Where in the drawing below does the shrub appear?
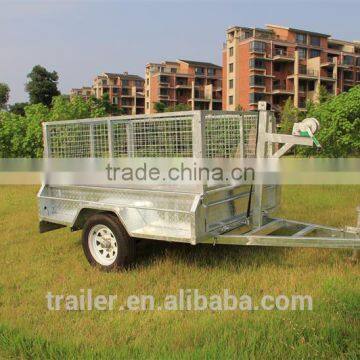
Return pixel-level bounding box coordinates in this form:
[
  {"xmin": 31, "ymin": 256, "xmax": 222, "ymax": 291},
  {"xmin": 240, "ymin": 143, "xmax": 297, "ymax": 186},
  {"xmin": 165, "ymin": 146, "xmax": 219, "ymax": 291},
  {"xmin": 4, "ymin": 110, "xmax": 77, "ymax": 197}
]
[
  {"xmin": 0, "ymin": 95, "xmax": 108, "ymax": 158},
  {"xmin": 298, "ymin": 85, "xmax": 360, "ymax": 157}
]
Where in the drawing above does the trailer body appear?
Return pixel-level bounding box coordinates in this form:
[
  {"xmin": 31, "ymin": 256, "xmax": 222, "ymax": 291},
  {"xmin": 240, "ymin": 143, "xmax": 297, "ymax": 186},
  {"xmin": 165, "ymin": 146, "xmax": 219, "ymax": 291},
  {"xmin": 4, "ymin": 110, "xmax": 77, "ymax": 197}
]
[{"xmin": 38, "ymin": 107, "xmax": 360, "ymax": 253}]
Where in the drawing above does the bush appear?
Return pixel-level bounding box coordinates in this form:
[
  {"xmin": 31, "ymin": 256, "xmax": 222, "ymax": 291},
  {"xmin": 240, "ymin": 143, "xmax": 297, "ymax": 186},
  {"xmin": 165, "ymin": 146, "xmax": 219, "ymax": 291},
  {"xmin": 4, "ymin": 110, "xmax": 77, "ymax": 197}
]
[
  {"xmin": 0, "ymin": 95, "xmax": 108, "ymax": 158},
  {"xmin": 164, "ymin": 103, "xmax": 191, "ymax": 112},
  {"xmin": 153, "ymin": 102, "xmax": 166, "ymax": 113},
  {"xmin": 279, "ymin": 97, "xmax": 300, "ymax": 134},
  {"xmin": 298, "ymin": 85, "xmax": 360, "ymax": 157}
]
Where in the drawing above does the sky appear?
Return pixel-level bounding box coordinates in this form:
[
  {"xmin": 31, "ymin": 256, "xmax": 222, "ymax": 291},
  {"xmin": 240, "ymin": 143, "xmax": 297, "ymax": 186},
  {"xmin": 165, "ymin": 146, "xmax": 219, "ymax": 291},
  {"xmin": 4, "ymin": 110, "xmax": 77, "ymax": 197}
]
[{"xmin": 1, "ymin": 0, "xmax": 359, "ymax": 104}]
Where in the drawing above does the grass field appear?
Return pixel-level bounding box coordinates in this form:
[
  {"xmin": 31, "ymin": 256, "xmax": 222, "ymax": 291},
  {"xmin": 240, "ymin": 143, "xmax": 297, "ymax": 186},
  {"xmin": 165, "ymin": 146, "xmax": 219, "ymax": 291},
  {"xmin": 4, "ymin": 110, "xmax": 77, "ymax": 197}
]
[{"xmin": 0, "ymin": 185, "xmax": 359, "ymax": 359}]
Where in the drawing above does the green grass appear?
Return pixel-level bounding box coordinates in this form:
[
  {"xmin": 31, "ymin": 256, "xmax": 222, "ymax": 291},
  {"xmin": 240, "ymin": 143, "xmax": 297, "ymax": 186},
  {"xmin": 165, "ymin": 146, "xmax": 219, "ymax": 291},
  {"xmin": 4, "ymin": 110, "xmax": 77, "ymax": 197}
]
[{"xmin": 0, "ymin": 185, "xmax": 359, "ymax": 359}]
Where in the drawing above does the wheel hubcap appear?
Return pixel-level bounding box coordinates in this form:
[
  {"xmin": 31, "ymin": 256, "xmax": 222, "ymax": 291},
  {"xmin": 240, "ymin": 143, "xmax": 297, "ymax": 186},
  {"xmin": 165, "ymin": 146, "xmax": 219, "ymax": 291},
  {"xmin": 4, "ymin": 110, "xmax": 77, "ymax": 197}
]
[{"xmin": 88, "ymin": 224, "xmax": 118, "ymax": 266}]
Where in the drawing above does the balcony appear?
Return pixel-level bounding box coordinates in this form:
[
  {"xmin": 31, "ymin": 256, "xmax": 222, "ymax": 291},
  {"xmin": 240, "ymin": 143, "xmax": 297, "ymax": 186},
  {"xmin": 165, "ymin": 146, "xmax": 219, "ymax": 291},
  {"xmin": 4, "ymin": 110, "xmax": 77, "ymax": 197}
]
[
  {"xmin": 250, "ymin": 84, "xmax": 266, "ymax": 89},
  {"xmin": 288, "ymin": 68, "xmax": 319, "ymax": 80},
  {"xmin": 249, "ymin": 42, "xmax": 266, "ymax": 54},
  {"xmin": 321, "ymin": 72, "xmax": 336, "ymax": 82},
  {"xmin": 159, "ymin": 75, "xmax": 170, "ymax": 85},
  {"xmin": 300, "ymin": 68, "xmax": 318, "ymax": 77},
  {"xmin": 321, "ymin": 57, "xmax": 337, "ymax": 67},
  {"xmin": 159, "ymin": 94, "xmax": 170, "ymax": 100},
  {"xmin": 121, "ymin": 90, "xmax": 133, "ymax": 98},
  {"xmin": 175, "ymin": 83, "xmax": 191, "ymax": 89},
  {"xmin": 273, "ymin": 49, "xmax": 294, "ymax": 62},
  {"xmin": 338, "ymin": 60, "xmax": 354, "ymax": 68},
  {"xmin": 272, "ymin": 83, "xmax": 294, "ymax": 95},
  {"xmin": 162, "ymin": 68, "xmax": 177, "ymax": 74},
  {"xmin": 159, "ymin": 82, "xmax": 170, "ymax": 87},
  {"xmin": 343, "ymin": 76, "xmax": 354, "ymax": 83},
  {"xmin": 194, "ymin": 69, "xmax": 205, "ymax": 77}
]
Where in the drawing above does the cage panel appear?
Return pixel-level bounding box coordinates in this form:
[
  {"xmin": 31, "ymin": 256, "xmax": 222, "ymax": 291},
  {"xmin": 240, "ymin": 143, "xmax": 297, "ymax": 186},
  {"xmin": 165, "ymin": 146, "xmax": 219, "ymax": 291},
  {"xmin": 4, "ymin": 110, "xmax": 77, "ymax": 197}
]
[{"xmin": 44, "ymin": 111, "xmax": 258, "ymax": 159}]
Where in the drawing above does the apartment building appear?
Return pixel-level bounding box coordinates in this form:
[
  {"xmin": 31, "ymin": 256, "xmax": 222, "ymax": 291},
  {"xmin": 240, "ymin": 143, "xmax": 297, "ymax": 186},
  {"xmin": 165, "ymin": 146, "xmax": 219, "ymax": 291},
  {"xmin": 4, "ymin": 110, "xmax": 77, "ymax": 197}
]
[
  {"xmin": 92, "ymin": 72, "xmax": 145, "ymax": 115},
  {"xmin": 222, "ymin": 24, "xmax": 360, "ymax": 112},
  {"xmin": 145, "ymin": 59, "xmax": 222, "ymax": 113},
  {"xmin": 69, "ymin": 86, "xmax": 92, "ymax": 101}
]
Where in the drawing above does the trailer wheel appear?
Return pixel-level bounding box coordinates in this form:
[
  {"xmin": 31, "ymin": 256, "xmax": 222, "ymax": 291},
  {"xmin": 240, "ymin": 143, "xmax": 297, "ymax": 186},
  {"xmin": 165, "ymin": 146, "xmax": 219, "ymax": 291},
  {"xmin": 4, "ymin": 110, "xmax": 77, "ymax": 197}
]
[{"xmin": 82, "ymin": 213, "xmax": 135, "ymax": 270}]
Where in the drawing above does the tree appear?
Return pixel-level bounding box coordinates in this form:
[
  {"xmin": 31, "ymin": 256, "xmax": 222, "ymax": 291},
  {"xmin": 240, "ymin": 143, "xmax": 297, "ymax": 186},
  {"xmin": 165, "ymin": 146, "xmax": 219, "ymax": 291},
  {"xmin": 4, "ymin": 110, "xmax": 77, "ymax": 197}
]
[
  {"xmin": 99, "ymin": 93, "xmax": 123, "ymax": 115},
  {"xmin": 298, "ymin": 85, "xmax": 360, "ymax": 157},
  {"xmin": 279, "ymin": 97, "xmax": 300, "ymax": 134},
  {"xmin": 317, "ymin": 84, "xmax": 332, "ymax": 104},
  {"xmin": 164, "ymin": 103, "xmax": 191, "ymax": 112},
  {"xmin": 9, "ymin": 102, "xmax": 28, "ymax": 116},
  {"xmin": 0, "ymin": 95, "xmax": 108, "ymax": 158},
  {"xmin": 153, "ymin": 102, "xmax": 166, "ymax": 113},
  {"xmin": 0, "ymin": 83, "xmax": 10, "ymax": 109},
  {"xmin": 25, "ymin": 65, "xmax": 60, "ymax": 106}
]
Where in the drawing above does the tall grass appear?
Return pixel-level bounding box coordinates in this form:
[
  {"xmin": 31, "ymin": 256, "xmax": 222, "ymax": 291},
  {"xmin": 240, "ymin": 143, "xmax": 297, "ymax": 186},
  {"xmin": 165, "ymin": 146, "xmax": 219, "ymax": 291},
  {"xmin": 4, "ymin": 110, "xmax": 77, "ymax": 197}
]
[{"xmin": 0, "ymin": 185, "xmax": 359, "ymax": 358}]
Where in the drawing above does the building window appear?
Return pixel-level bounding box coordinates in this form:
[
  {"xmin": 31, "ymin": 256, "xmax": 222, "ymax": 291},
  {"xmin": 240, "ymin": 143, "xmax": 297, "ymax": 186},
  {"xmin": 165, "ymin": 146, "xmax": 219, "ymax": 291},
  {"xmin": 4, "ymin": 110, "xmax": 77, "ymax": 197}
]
[
  {"xmin": 112, "ymin": 97, "xmax": 118, "ymax": 105},
  {"xmin": 343, "ymin": 55, "xmax": 353, "ymax": 65},
  {"xmin": 195, "ymin": 78, "xmax": 204, "ymax": 86},
  {"xmin": 160, "ymin": 76, "xmax": 169, "ymax": 83},
  {"xmin": 250, "ymin": 75, "xmax": 265, "ymax": 86},
  {"xmin": 298, "ymin": 47, "xmax": 307, "ymax": 60},
  {"xmin": 357, "ymin": 57, "xmax": 360, "ymax": 66},
  {"xmin": 112, "ymin": 87, "xmax": 118, "ymax": 93},
  {"xmin": 146, "ymin": 102, "xmax": 149, "ymax": 109},
  {"xmin": 135, "ymin": 80, "xmax": 142, "ymax": 88},
  {"xmin": 308, "ymin": 81, "xmax": 315, "ymax": 91},
  {"xmin": 309, "ymin": 49, "xmax": 321, "ymax": 58},
  {"xmin": 229, "ymin": 79, "xmax": 233, "ymax": 89},
  {"xmin": 229, "ymin": 63, "xmax": 233, "ymax": 73},
  {"xmin": 171, "ymin": 68, "xmax": 177, "ymax": 73},
  {"xmin": 229, "ymin": 47, "xmax": 234, "ymax": 56},
  {"xmin": 249, "ymin": 92, "xmax": 266, "ymax": 103},
  {"xmin": 273, "ymin": 62, "xmax": 282, "ymax": 72},
  {"xmin": 343, "ymin": 71, "xmax": 353, "ymax": 80},
  {"xmin": 208, "ymin": 68, "xmax": 215, "ymax": 76},
  {"xmin": 274, "ymin": 46, "xmax": 287, "ymax": 56},
  {"xmin": 299, "ymin": 80, "xmax": 307, "ymax": 92},
  {"xmin": 249, "ymin": 58, "xmax": 265, "ymax": 69},
  {"xmin": 229, "ymin": 96, "xmax": 233, "ymax": 105},
  {"xmin": 122, "ymin": 80, "xmax": 129, "ymax": 87},
  {"xmin": 310, "ymin": 36, "xmax": 321, "ymax": 46},
  {"xmin": 250, "ymin": 41, "xmax": 266, "ymax": 53},
  {"xmin": 146, "ymin": 90, "xmax": 149, "ymax": 97},
  {"xmin": 147, "ymin": 78, "xmax": 149, "ymax": 85},
  {"xmin": 195, "ymin": 67, "xmax": 204, "ymax": 75},
  {"xmin": 295, "ymin": 33, "xmax": 307, "ymax": 44}
]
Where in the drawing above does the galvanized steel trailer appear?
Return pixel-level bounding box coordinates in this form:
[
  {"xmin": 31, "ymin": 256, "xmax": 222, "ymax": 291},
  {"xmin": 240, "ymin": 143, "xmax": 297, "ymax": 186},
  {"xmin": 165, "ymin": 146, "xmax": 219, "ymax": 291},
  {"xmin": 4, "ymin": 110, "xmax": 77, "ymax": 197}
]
[{"xmin": 38, "ymin": 103, "xmax": 360, "ymax": 269}]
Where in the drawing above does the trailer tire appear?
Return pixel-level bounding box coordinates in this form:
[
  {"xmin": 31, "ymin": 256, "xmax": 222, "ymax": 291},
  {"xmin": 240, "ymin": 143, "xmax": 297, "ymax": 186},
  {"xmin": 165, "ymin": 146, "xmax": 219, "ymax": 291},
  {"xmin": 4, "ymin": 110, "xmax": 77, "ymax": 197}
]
[{"xmin": 82, "ymin": 213, "xmax": 135, "ymax": 270}]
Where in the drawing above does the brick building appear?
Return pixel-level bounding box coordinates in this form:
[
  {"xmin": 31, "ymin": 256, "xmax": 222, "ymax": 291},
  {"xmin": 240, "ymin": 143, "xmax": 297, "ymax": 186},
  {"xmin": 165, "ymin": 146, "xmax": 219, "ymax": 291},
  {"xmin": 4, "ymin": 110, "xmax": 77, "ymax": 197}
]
[
  {"xmin": 145, "ymin": 59, "xmax": 222, "ymax": 113},
  {"xmin": 69, "ymin": 87, "xmax": 92, "ymax": 101},
  {"xmin": 92, "ymin": 72, "xmax": 145, "ymax": 115},
  {"xmin": 222, "ymin": 24, "xmax": 360, "ymax": 112}
]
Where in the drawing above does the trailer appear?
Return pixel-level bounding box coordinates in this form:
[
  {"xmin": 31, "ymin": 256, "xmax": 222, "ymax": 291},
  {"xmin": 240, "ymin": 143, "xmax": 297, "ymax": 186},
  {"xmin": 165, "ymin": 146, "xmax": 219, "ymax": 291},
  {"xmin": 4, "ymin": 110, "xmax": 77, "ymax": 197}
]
[{"xmin": 38, "ymin": 102, "xmax": 360, "ymax": 270}]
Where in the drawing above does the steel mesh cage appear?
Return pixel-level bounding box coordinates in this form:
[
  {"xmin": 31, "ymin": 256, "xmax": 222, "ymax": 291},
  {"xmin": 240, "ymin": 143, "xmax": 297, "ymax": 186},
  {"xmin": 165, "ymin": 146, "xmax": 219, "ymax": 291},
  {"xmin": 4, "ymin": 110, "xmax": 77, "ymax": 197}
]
[
  {"xmin": 129, "ymin": 116, "xmax": 193, "ymax": 157},
  {"xmin": 204, "ymin": 113, "xmax": 258, "ymax": 158},
  {"xmin": 44, "ymin": 111, "xmax": 259, "ymax": 159}
]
